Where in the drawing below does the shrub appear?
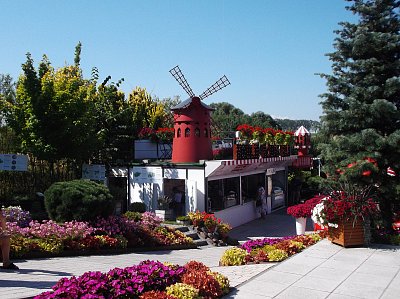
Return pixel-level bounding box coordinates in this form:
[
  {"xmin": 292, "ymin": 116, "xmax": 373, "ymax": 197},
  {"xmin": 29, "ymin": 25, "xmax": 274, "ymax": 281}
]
[
  {"xmin": 219, "ymin": 247, "xmax": 247, "ymax": 266},
  {"xmin": 209, "ymin": 272, "xmax": 230, "ymax": 295},
  {"xmin": 10, "ymin": 235, "xmax": 31, "ymax": 258},
  {"xmin": 273, "ymin": 240, "xmax": 303, "ymax": 256},
  {"xmin": 268, "ymin": 249, "xmax": 289, "ymax": 261},
  {"xmin": 34, "ymin": 237, "xmax": 64, "ymax": 254},
  {"xmin": 182, "ymin": 270, "xmax": 223, "ymax": 298},
  {"xmin": 140, "ymin": 211, "xmax": 162, "ymax": 229},
  {"xmin": 166, "ymin": 283, "xmax": 201, "ymax": 299},
  {"xmin": 184, "ymin": 261, "xmax": 210, "ymax": 273},
  {"xmin": 176, "ymin": 215, "xmax": 190, "ymax": 222},
  {"xmin": 129, "ymin": 202, "xmax": 146, "ymax": 213},
  {"xmin": 44, "ymin": 179, "xmax": 115, "ymax": 222},
  {"xmin": 124, "ymin": 211, "xmax": 142, "ymax": 221},
  {"xmin": 140, "ymin": 290, "xmax": 177, "ymax": 299}
]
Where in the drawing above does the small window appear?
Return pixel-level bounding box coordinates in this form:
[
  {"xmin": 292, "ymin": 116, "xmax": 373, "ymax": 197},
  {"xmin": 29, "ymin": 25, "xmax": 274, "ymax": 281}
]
[
  {"xmin": 185, "ymin": 128, "xmax": 190, "ymax": 137},
  {"xmin": 177, "ymin": 128, "xmax": 181, "ymax": 137},
  {"xmin": 204, "ymin": 128, "xmax": 208, "ymax": 137},
  {"xmin": 195, "ymin": 128, "xmax": 200, "ymax": 137}
]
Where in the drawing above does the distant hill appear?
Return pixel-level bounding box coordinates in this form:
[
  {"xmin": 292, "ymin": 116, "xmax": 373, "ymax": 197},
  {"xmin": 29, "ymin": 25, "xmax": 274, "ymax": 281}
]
[{"xmin": 274, "ymin": 119, "xmax": 320, "ymax": 132}]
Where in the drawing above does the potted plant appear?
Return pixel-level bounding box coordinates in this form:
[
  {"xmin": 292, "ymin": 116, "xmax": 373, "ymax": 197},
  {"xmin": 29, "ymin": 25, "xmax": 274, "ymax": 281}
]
[
  {"xmin": 312, "ymin": 183, "xmax": 378, "ymax": 247},
  {"xmin": 156, "ymin": 127, "xmax": 174, "ymax": 143},
  {"xmin": 138, "ymin": 127, "xmax": 158, "ymax": 142},
  {"xmin": 236, "ymin": 124, "xmax": 254, "ymax": 144},
  {"xmin": 287, "ymin": 203, "xmax": 312, "ymax": 235}
]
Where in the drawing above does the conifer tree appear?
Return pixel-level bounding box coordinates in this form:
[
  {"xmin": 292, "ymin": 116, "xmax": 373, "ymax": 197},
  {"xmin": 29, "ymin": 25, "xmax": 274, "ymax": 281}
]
[{"xmin": 318, "ymin": 0, "xmax": 400, "ymax": 224}]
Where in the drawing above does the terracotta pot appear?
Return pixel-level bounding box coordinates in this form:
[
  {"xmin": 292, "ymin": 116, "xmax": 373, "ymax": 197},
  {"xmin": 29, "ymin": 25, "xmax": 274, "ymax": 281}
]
[{"xmin": 328, "ymin": 218, "xmax": 365, "ymax": 247}]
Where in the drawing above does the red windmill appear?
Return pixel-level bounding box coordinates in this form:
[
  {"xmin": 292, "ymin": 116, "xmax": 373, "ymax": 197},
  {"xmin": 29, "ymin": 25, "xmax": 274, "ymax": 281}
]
[{"xmin": 169, "ymin": 66, "xmax": 230, "ymax": 163}]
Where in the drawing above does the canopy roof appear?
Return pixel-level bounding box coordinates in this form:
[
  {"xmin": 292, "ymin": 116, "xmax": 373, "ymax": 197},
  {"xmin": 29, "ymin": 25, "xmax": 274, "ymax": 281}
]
[{"xmin": 294, "ymin": 126, "xmax": 309, "ymax": 136}]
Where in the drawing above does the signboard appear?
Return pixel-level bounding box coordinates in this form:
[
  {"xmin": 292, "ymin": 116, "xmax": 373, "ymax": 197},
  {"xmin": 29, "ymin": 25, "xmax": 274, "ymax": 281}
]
[
  {"xmin": 0, "ymin": 154, "xmax": 28, "ymax": 171},
  {"xmin": 82, "ymin": 164, "xmax": 106, "ymax": 181},
  {"xmin": 131, "ymin": 166, "xmax": 162, "ymax": 183}
]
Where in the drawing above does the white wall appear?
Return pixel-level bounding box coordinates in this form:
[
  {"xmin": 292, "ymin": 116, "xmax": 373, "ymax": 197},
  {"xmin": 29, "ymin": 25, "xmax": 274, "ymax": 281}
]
[
  {"xmin": 128, "ymin": 166, "xmax": 163, "ymax": 211},
  {"xmin": 214, "ymin": 201, "xmax": 259, "ymax": 228},
  {"xmin": 187, "ymin": 168, "xmax": 206, "ymax": 212}
]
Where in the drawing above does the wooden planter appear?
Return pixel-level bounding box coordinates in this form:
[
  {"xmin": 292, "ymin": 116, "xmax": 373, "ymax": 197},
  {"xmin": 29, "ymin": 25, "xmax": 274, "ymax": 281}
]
[{"xmin": 328, "ymin": 218, "xmax": 365, "ymax": 247}]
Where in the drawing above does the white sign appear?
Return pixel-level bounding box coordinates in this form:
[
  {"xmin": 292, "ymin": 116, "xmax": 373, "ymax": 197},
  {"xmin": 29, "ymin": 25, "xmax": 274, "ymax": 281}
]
[
  {"xmin": 131, "ymin": 167, "xmax": 162, "ymax": 183},
  {"xmin": 82, "ymin": 164, "xmax": 106, "ymax": 181},
  {"xmin": 0, "ymin": 154, "xmax": 28, "ymax": 171}
]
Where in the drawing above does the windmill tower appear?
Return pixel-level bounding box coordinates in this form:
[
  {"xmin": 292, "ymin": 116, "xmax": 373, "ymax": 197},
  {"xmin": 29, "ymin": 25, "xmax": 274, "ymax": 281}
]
[{"xmin": 169, "ymin": 66, "xmax": 230, "ymax": 163}]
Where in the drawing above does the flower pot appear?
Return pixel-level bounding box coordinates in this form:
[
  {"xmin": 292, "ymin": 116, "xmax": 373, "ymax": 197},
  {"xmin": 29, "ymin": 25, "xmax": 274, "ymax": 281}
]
[
  {"xmin": 295, "ymin": 217, "xmax": 307, "ymax": 235},
  {"xmin": 328, "ymin": 218, "xmax": 365, "ymax": 247}
]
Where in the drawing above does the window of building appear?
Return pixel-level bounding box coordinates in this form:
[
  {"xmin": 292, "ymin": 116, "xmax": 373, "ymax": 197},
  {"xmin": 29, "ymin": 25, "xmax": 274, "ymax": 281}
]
[
  {"xmin": 204, "ymin": 128, "xmax": 208, "ymax": 137},
  {"xmin": 241, "ymin": 173, "xmax": 265, "ymax": 203},
  {"xmin": 185, "ymin": 128, "xmax": 190, "ymax": 137},
  {"xmin": 195, "ymin": 127, "xmax": 200, "ymax": 137},
  {"xmin": 208, "ymin": 177, "xmax": 240, "ymax": 212},
  {"xmin": 177, "ymin": 128, "xmax": 181, "ymax": 138}
]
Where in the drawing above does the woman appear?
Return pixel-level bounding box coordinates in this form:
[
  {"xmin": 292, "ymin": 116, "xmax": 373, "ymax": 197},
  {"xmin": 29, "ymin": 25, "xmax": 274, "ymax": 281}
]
[
  {"xmin": 257, "ymin": 184, "xmax": 267, "ymax": 219},
  {"xmin": 0, "ymin": 209, "xmax": 19, "ymax": 270}
]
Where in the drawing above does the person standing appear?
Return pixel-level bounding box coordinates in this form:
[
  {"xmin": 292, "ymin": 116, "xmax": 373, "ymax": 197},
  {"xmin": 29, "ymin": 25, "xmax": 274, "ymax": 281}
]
[
  {"xmin": 257, "ymin": 184, "xmax": 267, "ymax": 219},
  {"xmin": 0, "ymin": 209, "xmax": 19, "ymax": 270},
  {"xmin": 172, "ymin": 187, "xmax": 184, "ymax": 217}
]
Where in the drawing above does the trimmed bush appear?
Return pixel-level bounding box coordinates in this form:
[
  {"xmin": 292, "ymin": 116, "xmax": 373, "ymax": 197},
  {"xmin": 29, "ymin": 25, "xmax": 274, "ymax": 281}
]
[
  {"xmin": 44, "ymin": 179, "xmax": 115, "ymax": 222},
  {"xmin": 129, "ymin": 202, "xmax": 146, "ymax": 213}
]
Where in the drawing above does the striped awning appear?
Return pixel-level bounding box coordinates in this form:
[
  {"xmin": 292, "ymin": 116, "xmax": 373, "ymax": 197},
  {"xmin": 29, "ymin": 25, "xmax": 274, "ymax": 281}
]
[
  {"xmin": 206, "ymin": 156, "xmax": 297, "ymax": 178},
  {"xmin": 294, "ymin": 126, "xmax": 309, "ymax": 136}
]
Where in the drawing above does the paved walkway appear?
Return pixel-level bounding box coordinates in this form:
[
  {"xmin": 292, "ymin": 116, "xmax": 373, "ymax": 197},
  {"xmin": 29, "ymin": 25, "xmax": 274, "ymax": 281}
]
[{"xmin": 0, "ymin": 210, "xmax": 399, "ymax": 299}]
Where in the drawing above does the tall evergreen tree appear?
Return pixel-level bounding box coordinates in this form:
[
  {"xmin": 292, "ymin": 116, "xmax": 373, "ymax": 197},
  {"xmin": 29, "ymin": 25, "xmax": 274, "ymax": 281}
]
[{"xmin": 318, "ymin": 0, "xmax": 400, "ymax": 224}]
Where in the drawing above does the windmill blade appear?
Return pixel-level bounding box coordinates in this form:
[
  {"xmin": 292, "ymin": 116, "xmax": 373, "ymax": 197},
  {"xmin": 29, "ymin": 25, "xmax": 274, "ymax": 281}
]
[
  {"xmin": 199, "ymin": 75, "xmax": 230, "ymax": 100},
  {"xmin": 169, "ymin": 65, "xmax": 195, "ymax": 98}
]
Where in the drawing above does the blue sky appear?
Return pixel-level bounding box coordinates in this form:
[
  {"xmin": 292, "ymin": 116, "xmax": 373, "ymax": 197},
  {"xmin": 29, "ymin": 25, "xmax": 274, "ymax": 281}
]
[{"xmin": 1, "ymin": 0, "xmax": 356, "ymax": 121}]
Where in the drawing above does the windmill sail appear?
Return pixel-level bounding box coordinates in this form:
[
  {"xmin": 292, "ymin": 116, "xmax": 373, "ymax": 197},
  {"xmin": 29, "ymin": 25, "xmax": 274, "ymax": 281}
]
[
  {"xmin": 169, "ymin": 65, "xmax": 195, "ymax": 98},
  {"xmin": 199, "ymin": 75, "xmax": 230, "ymax": 100}
]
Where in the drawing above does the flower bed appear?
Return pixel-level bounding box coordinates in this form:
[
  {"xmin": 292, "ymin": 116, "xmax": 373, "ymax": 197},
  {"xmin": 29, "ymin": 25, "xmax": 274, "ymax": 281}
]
[
  {"xmin": 34, "ymin": 260, "xmax": 229, "ymax": 299},
  {"xmin": 5, "ymin": 209, "xmax": 193, "ymax": 259},
  {"xmin": 219, "ymin": 232, "xmax": 325, "ymax": 266}
]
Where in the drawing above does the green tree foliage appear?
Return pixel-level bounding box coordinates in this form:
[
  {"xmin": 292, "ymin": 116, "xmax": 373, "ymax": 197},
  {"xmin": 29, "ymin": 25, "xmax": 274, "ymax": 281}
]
[
  {"xmin": 0, "ymin": 74, "xmax": 16, "ymax": 120},
  {"xmin": 3, "ymin": 45, "xmax": 100, "ymax": 162},
  {"xmin": 0, "ymin": 74, "xmax": 18, "ymax": 152},
  {"xmin": 44, "ymin": 179, "xmax": 114, "ymax": 222},
  {"xmin": 209, "ymin": 102, "xmax": 251, "ymax": 136},
  {"xmin": 128, "ymin": 87, "xmax": 168, "ymax": 137},
  {"xmin": 248, "ymin": 111, "xmax": 280, "ymax": 129},
  {"xmin": 90, "ymin": 74, "xmax": 132, "ymax": 163},
  {"xmin": 155, "ymin": 96, "xmax": 180, "ymax": 128},
  {"xmin": 318, "ymin": 0, "xmax": 400, "ymax": 223},
  {"xmin": 275, "ymin": 119, "xmax": 320, "ymax": 132}
]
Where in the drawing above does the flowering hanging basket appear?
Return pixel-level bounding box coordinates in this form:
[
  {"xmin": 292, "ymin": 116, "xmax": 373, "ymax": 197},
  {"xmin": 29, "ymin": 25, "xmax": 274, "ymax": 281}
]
[{"xmin": 328, "ymin": 217, "xmax": 365, "ymax": 247}]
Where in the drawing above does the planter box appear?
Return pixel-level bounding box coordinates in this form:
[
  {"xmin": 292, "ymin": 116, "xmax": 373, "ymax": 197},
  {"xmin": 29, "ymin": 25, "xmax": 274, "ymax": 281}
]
[
  {"xmin": 155, "ymin": 209, "xmax": 174, "ymax": 221},
  {"xmin": 328, "ymin": 218, "xmax": 365, "ymax": 247}
]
